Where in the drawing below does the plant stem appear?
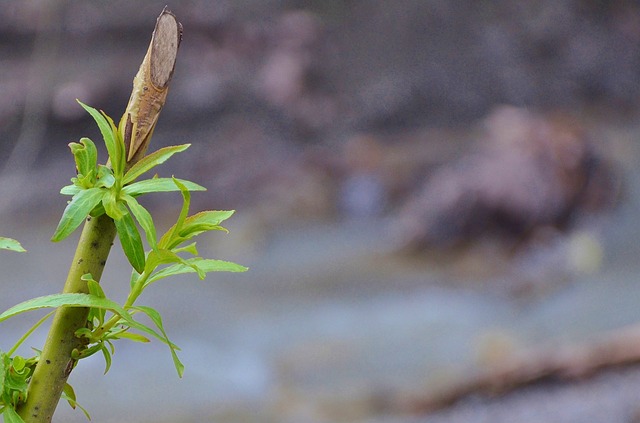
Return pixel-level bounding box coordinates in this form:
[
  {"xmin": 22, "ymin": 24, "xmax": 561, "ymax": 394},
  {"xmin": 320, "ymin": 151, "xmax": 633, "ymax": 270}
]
[
  {"xmin": 90, "ymin": 271, "xmax": 152, "ymax": 340},
  {"xmin": 15, "ymin": 9, "xmax": 181, "ymax": 422},
  {"xmin": 16, "ymin": 214, "xmax": 116, "ymax": 422}
]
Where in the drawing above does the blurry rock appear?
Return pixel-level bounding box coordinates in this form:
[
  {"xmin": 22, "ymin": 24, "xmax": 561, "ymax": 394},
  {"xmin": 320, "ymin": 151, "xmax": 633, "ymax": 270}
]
[{"xmin": 393, "ymin": 105, "xmax": 621, "ymax": 252}]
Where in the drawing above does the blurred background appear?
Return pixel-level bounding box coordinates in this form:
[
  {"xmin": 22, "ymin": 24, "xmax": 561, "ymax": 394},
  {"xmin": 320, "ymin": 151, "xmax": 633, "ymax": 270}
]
[{"xmin": 2, "ymin": 1, "xmax": 640, "ymax": 422}]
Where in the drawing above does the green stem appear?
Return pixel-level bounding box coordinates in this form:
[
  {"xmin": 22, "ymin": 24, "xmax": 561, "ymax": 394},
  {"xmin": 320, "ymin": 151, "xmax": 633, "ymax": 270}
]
[
  {"xmin": 16, "ymin": 214, "xmax": 116, "ymax": 423},
  {"xmin": 90, "ymin": 270, "xmax": 151, "ymax": 340},
  {"xmin": 7, "ymin": 311, "xmax": 55, "ymax": 357}
]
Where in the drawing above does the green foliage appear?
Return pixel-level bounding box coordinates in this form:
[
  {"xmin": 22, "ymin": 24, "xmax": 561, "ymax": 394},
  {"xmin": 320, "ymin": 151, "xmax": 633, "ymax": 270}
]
[
  {"xmin": 0, "ymin": 312, "xmax": 54, "ymax": 422},
  {"xmin": 0, "ymin": 238, "xmax": 25, "ymax": 253},
  {"xmin": 0, "ymin": 100, "xmax": 247, "ymax": 418},
  {"xmin": 0, "ymin": 351, "xmax": 38, "ymax": 423},
  {"xmin": 52, "ymin": 100, "xmax": 203, "ymax": 271}
]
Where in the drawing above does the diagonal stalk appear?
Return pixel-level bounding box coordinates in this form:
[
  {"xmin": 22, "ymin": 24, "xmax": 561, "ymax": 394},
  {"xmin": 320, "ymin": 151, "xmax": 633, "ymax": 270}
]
[
  {"xmin": 16, "ymin": 8, "xmax": 181, "ymax": 422},
  {"xmin": 16, "ymin": 214, "xmax": 116, "ymax": 422}
]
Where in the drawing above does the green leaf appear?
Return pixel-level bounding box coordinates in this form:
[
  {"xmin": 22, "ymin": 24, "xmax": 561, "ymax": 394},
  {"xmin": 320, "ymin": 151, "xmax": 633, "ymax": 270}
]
[
  {"xmin": 113, "ymin": 331, "xmax": 150, "ymax": 343},
  {"xmin": 89, "ymin": 201, "xmax": 106, "ymax": 218},
  {"xmin": 173, "ymin": 178, "xmax": 191, "ymax": 240},
  {"xmin": 62, "ymin": 382, "xmax": 76, "ymax": 407},
  {"xmin": 77, "ymin": 100, "xmax": 121, "ymax": 177},
  {"xmin": 11, "ymin": 356, "xmax": 25, "ymax": 372},
  {"xmin": 84, "ymin": 274, "xmax": 106, "ymax": 324},
  {"xmin": 69, "ymin": 137, "xmax": 98, "ymax": 185},
  {"xmin": 123, "ymin": 144, "xmax": 191, "ymax": 184},
  {"xmin": 0, "ymin": 293, "xmax": 120, "ymax": 323},
  {"xmin": 172, "ymin": 242, "xmax": 198, "ymax": 256},
  {"xmin": 123, "ymin": 195, "xmax": 157, "ymax": 251},
  {"xmin": 131, "ymin": 305, "xmax": 184, "ymax": 377},
  {"xmin": 62, "ymin": 382, "xmax": 91, "ymax": 420},
  {"xmin": 178, "ymin": 210, "xmax": 234, "ymax": 238},
  {"xmin": 51, "ymin": 187, "xmax": 104, "ymax": 242},
  {"xmin": 2, "ymin": 405, "xmax": 25, "ymax": 423},
  {"xmin": 158, "ymin": 178, "xmax": 191, "ymax": 250},
  {"xmin": 143, "ymin": 248, "xmax": 183, "ymax": 276},
  {"xmin": 114, "ymin": 212, "xmax": 146, "ymax": 273},
  {"xmin": 147, "ymin": 258, "xmax": 247, "ymax": 285},
  {"xmin": 95, "ymin": 165, "xmax": 115, "ymax": 189},
  {"xmin": 0, "ymin": 294, "xmax": 173, "ymax": 349},
  {"xmin": 122, "ymin": 178, "xmax": 206, "ymax": 196},
  {"xmin": 145, "ymin": 249, "xmax": 204, "ymax": 282},
  {"xmin": 102, "ymin": 191, "xmax": 126, "ymax": 220},
  {"xmin": 102, "ymin": 110, "xmax": 126, "ymax": 177},
  {"xmin": 100, "ymin": 345, "xmax": 112, "ymax": 374},
  {"xmin": 60, "ymin": 185, "xmax": 82, "ymax": 196},
  {"xmin": 0, "ymin": 238, "xmax": 25, "ymax": 253},
  {"xmin": 83, "ymin": 276, "xmax": 105, "ymax": 298},
  {"xmin": 1, "ymin": 350, "xmax": 7, "ymax": 389}
]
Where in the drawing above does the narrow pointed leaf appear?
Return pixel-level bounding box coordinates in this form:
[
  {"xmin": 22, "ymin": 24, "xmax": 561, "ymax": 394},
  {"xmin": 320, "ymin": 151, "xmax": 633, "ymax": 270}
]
[
  {"xmin": 84, "ymin": 275, "xmax": 106, "ymax": 323},
  {"xmin": 158, "ymin": 178, "xmax": 191, "ymax": 249},
  {"xmin": 174, "ymin": 178, "xmax": 191, "ymax": 239},
  {"xmin": 102, "ymin": 110, "xmax": 126, "ymax": 176},
  {"xmin": 114, "ymin": 332, "xmax": 150, "ymax": 343},
  {"xmin": 123, "ymin": 195, "xmax": 157, "ymax": 251},
  {"xmin": 0, "ymin": 293, "xmax": 173, "ymax": 349},
  {"xmin": 144, "ymin": 248, "xmax": 183, "ymax": 275},
  {"xmin": 131, "ymin": 305, "xmax": 184, "ymax": 377},
  {"xmin": 178, "ymin": 210, "xmax": 234, "ymax": 238},
  {"xmin": 100, "ymin": 345, "xmax": 112, "ymax": 374},
  {"xmin": 122, "ymin": 178, "xmax": 205, "ymax": 196},
  {"xmin": 172, "ymin": 242, "xmax": 198, "ymax": 256},
  {"xmin": 77, "ymin": 100, "xmax": 121, "ymax": 176},
  {"xmin": 0, "ymin": 238, "xmax": 25, "ymax": 253},
  {"xmin": 62, "ymin": 383, "xmax": 91, "ymax": 419},
  {"xmin": 0, "ymin": 293, "xmax": 123, "ymax": 323},
  {"xmin": 123, "ymin": 144, "xmax": 191, "ymax": 184},
  {"xmin": 114, "ymin": 212, "xmax": 146, "ymax": 273},
  {"xmin": 147, "ymin": 258, "xmax": 247, "ymax": 285},
  {"xmin": 51, "ymin": 187, "xmax": 104, "ymax": 242},
  {"xmin": 62, "ymin": 382, "xmax": 77, "ymax": 408}
]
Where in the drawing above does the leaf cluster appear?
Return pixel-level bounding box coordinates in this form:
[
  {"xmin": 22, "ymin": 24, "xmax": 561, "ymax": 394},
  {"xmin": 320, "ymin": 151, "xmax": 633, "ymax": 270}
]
[
  {"xmin": 52, "ymin": 100, "xmax": 205, "ymax": 273},
  {"xmin": 0, "ymin": 312, "xmax": 88, "ymax": 422},
  {"xmin": 0, "ymin": 351, "xmax": 38, "ymax": 422},
  {"xmin": 0, "ymin": 100, "xmax": 247, "ymax": 418}
]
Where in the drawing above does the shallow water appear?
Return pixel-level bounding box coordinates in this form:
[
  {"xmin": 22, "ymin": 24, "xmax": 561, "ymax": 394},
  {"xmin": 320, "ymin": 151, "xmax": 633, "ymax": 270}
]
[{"xmin": 1, "ymin": 203, "xmax": 640, "ymax": 423}]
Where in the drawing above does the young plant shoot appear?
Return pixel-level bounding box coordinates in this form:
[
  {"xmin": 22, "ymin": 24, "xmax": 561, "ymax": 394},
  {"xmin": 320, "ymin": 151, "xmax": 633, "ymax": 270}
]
[{"xmin": 0, "ymin": 8, "xmax": 246, "ymax": 423}]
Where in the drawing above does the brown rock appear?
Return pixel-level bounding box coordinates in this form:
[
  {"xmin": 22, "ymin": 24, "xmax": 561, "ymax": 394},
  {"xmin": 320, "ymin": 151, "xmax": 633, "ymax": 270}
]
[{"xmin": 394, "ymin": 106, "xmax": 620, "ymax": 251}]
